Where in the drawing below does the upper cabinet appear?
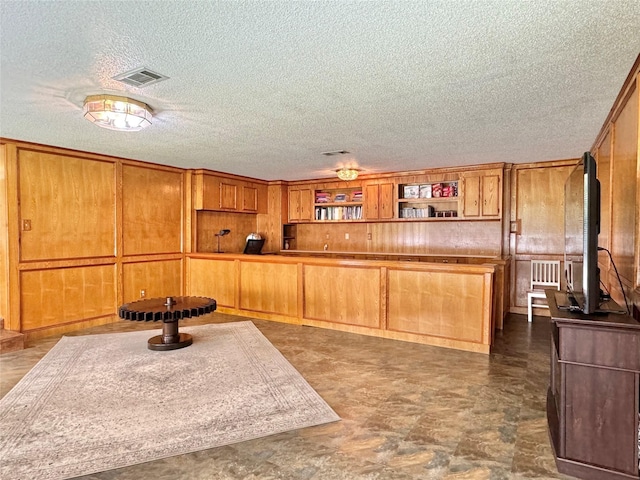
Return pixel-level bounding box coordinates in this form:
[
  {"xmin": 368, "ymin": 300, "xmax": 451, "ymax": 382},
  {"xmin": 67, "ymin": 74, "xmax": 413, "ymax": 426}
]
[
  {"xmin": 396, "ymin": 179, "xmax": 459, "ymax": 219},
  {"xmin": 364, "ymin": 182, "xmax": 394, "ymax": 220},
  {"xmin": 313, "ymin": 186, "xmax": 363, "ymax": 221},
  {"xmin": 194, "ymin": 172, "xmax": 266, "ymax": 213},
  {"xmin": 288, "ymin": 186, "xmax": 313, "ymax": 222},
  {"xmin": 284, "ymin": 166, "xmax": 504, "ymax": 223},
  {"xmin": 460, "ymin": 169, "xmax": 502, "ymax": 219}
]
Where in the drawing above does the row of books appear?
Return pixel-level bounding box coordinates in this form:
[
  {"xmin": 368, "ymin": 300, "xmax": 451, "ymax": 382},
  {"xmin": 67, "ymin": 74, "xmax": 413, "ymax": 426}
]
[
  {"xmin": 315, "ymin": 205, "xmax": 363, "ymax": 220},
  {"xmin": 403, "ymin": 182, "xmax": 458, "ymax": 199},
  {"xmin": 400, "ymin": 207, "xmax": 458, "ymax": 218},
  {"xmin": 315, "ymin": 190, "xmax": 363, "ymax": 203}
]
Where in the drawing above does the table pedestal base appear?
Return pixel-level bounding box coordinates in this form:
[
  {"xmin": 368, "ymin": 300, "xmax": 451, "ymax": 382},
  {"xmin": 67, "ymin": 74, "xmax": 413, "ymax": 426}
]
[
  {"xmin": 148, "ymin": 332, "xmax": 193, "ymax": 351},
  {"xmin": 148, "ymin": 320, "xmax": 192, "ymax": 351}
]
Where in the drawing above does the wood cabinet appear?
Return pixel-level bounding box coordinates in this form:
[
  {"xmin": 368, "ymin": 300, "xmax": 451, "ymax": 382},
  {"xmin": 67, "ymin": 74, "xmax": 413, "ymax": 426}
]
[
  {"xmin": 364, "ymin": 182, "xmax": 394, "ymax": 220},
  {"xmin": 396, "ymin": 180, "xmax": 459, "ymax": 219},
  {"xmin": 313, "ymin": 186, "xmax": 363, "ymax": 221},
  {"xmin": 546, "ymin": 291, "xmax": 640, "ymax": 480},
  {"xmin": 460, "ymin": 170, "xmax": 501, "ymax": 219},
  {"xmin": 194, "ymin": 172, "xmax": 266, "ymax": 213},
  {"xmin": 288, "ymin": 187, "xmax": 312, "ymax": 222}
]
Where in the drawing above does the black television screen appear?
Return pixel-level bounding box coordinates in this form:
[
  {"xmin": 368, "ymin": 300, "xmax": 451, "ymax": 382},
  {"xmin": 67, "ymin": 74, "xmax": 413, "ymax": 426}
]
[{"xmin": 563, "ymin": 152, "xmax": 600, "ymax": 314}]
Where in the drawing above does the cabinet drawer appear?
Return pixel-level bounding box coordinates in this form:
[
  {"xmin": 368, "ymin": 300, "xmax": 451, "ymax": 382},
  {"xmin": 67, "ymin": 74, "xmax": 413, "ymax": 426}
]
[{"xmin": 559, "ymin": 325, "xmax": 640, "ymax": 370}]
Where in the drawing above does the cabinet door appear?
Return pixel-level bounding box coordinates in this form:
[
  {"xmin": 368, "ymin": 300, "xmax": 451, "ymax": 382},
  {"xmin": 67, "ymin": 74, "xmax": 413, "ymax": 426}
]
[
  {"xmin": 298, "ymin": 189, "xmax": 312, "ymax": 221},
  {"xmin": 364, "ymin": 183, "xmax": 394, "ymax": 220},
  {"xmin": 462, "ymin": 176, "xmax": 481, "ymax": 217},
  {"xmin": 564, "ymin": 364, "xmax": 639, "ymax": 474},
  {"xmin": 288, "ymin": 189, "xmax": 300, "ymax": 221},
  {"xmin": 220, "ymin": 182, "xmax": 238, "ymax": 210},
  {"xmin": 242, "ymin": 185, "xmax": 258, "ymax": 212},
  {"xmin": 481, "ymin": 175, "xmax": 500, "ymax": 217},
  {"xmin": 379, "ymin": 183, "xmax": 394, "ymax": 219},
  {"xmin": 364, "ymin": 184, "xmax": 380, "ymax": 219}
]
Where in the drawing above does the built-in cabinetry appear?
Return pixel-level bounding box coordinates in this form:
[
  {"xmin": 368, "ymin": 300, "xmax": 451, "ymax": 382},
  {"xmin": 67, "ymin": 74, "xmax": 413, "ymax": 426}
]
[
  {"xmin": 286, "ymin": 165, "xmax": 504, "ymax": 224},
  {"xmin": 397, "ymin": 180, "xmax": 459, "ymax": 219},
  {"xmin": 313, "ymin": 186, "xmax": 363, "ymax": 221},
  {"xmin": 193, "ymin": 171, "xmax": 267, "ymax": 213},
  {"xmin": 546, "ymin": 291, "xmax": 640, "ymax": 480},
  {"xmin": 282, "ymin": 224, "xmax": 296, "ymax": 250},
  {"xmin": 460, "ymin": 169, "xmax": 501, "ymax": 219},
  {"xmin": 364, "ymin": 182, "xmax": 394, "ymax": 220},
  {"xmin": 288, "ymin": 186, "xmax": 312, "ymax": 222}
]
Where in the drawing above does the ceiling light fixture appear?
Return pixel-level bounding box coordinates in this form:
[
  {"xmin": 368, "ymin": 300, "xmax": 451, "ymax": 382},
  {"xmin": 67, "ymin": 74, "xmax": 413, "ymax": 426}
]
[
  {"xmin": 83, "ymin": 94, "xmax": 153, "ymax": 131},
  {"xmin": 336, "ymin": 167, "xmax": 360, "ymax": 181}
]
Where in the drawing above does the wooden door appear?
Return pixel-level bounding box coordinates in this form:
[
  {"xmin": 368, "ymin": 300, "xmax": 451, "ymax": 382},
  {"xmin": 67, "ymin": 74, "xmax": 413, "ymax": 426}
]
[
  {"xmin": 288, "ymin": 189, "xmax": 300, "ymax": 221},
  {"xmin": 481, "ymin": 175, "xmax": 500, "ymax": 217},
  {"xmin": 379, "ymin": 183, "xmax": 394, "ymax": 219},
  {"xmin": 364, "ymin": 184, "xmax": 380, "ymax": 219},
  {"xmin": 462, "ymin": 175, "xmax": 480, "ymax": 217},
  {"xmin": 220, "ymin": 182, "xmax": 238, "ymax": 210},
  {"xmin": 299, "ymin": 189, "xmax": 312, "ymax": 221},
  {"xmin": 242, "ymin": 185, "xmax": 258, "ymax": 212}
]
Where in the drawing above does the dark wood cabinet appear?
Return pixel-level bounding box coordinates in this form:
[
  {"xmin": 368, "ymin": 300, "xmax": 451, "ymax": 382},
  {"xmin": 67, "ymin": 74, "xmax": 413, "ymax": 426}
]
[{"xmin": 546, "ymin": 291, "xmax": 640, "ymax": 480}]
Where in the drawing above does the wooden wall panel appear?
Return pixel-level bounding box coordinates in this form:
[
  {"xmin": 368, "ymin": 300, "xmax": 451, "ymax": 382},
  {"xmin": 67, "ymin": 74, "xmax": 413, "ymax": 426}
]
[
  {"xmin": 303, "ymin": 264, "xmax": 380, "ymax": 328},
  {"xmin": 20, "ymin": 265, "xmax": 116, "ymax": 331},
  {"xmin": 610, "ymin": 86, "xmax": 638, "ymax": 285},
  {"xmin": 0, "ymin": 144, "xmax": 9, "ymax": 326},
  {"xmin": 387, "ymin": 269, "xmax": 487, "ymax": 343},
  {"xmin": 294, "ymin": 221, "xmax": 501, "ymax": 255},
  {"xmin": 18, "ymin": 150, "xmax": 115, "ymax": 261},
  {"xmin": 196, "ymin": 211, "xmax": 258, "ymax": 253},
  {"xmin": 256, "ymin": 183, "xmax": 286, "ymax": 253},
  {"xmin": 515, "ymin": 165, "xmax": 573, "ymax": 256},
  {"xmin": 122, "ymin": 259, "xmax": 182, "ymax": 304},
  {"xmin": 187, "ymin": 258, "xmax": 236, "ymax": 308},
  {"xmin": 239, "ymin": 261, "xmax": 298, "ymax": 316},
  {"xmin": 122, "ymin": 165, "xmax": 183, "ymax": 256}
]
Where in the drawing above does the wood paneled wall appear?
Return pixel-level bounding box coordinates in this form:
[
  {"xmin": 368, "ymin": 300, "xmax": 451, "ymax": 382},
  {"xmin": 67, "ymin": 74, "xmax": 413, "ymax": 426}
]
[
  {"xmin": 1, "ymin": 140, "xmax": 186, "ymax": 337},
  {"xmin": 509, "ymin": 161, "xmax": 576, "ymax": 312},
  {"xmin": 122, "ymin": 259, "xmax": 182, "ymax": 304},
  {"xmin": 593, "ymin": 58, "xmax": 640, "ymax": 313},
  {"xmin": 295, "ymin": 220, "xmax": 502, "ymax": 255},
  {"xmin": 0, "ymin": 145, "xmax": 9, "ymax": 325},
  {"xmin": 18, "ymin": 150, "xmax": 116, "ymax": 261},
  {"xmin": 195, "ymin": 211, "xmax": 258, "ymax": 253},
  {"xmin": 122, "ymin": 165, "xmax": 183, "ymax": 256}
]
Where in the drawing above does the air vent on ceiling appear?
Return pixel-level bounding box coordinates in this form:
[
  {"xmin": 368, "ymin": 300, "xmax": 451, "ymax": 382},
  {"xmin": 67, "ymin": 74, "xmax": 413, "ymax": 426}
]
[
  {"xmin": 112, "ymin": 67, "xmax": 169, "ymax": 88},
  {"xmin": 321, "ymin": 150, "xmax": 350, "ymax": 156}
]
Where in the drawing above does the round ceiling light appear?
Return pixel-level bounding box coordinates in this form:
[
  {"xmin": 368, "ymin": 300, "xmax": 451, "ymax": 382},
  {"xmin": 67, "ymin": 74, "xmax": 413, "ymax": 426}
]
[
  {"xmin": 336, "ymin": 167, "xmax": 360, "ymax": 181},
  {"xmin": 83, "ymin": 94, "xmax": 153, "ymax": 131}
]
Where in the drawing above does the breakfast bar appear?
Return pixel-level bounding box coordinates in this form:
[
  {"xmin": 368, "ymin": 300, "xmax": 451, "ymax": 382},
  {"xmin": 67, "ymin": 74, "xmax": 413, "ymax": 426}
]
[{"xmin": 186, "ymin": 252, "xmax": 499, "ymax": 354}]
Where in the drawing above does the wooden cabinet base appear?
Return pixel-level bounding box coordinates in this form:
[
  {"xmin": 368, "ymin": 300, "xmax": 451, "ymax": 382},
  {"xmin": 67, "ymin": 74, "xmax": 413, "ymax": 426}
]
[
  {"xmin": 545, "ymin": 290, "xmax": 640, "ymax": 480},
  {"xmin": 187, "ymin": 253, "xmax": 496, "ymax": 354}
]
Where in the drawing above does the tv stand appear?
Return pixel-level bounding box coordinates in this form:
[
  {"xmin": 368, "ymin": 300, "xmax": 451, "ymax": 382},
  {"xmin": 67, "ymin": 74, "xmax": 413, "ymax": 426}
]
[{"xmin": 545, "ymin": 290, "xmax": 640, "ymax": 480}]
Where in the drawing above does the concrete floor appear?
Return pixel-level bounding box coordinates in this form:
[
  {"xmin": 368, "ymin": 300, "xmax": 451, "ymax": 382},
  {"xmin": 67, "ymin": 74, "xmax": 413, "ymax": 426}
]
[{"xmin": 0, "ymin": 313, "xmax": 572, "ymax": 479}]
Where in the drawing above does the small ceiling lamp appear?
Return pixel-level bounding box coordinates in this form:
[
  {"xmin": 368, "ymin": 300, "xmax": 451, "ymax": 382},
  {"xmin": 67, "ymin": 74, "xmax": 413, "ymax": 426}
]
[
  {"xmin": 336, "ymin": 167, "xmax": 360, "ymax": 181},
  {"xmin": 83, "ymin": 94, "xmax": 153, "ymax": 131}
]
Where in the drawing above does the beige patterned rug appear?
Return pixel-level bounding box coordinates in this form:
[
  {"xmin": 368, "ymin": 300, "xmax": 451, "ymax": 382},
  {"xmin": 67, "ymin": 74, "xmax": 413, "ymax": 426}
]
[{"xmin": 0, "ymin": 321, "xmax": 339, "ymax": 480}]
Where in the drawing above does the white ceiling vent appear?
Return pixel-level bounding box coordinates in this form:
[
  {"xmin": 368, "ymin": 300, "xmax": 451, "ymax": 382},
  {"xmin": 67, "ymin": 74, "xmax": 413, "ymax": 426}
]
[{"xmin": 113, "ymin": 67, "xmax": 169, "ymax": 88}]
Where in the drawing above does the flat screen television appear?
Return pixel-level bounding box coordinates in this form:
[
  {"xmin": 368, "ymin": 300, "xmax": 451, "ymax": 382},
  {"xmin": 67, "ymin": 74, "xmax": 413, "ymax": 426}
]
[{"xmin": 563, "ymin": 152, "xmax": 601, "ymax": 314}]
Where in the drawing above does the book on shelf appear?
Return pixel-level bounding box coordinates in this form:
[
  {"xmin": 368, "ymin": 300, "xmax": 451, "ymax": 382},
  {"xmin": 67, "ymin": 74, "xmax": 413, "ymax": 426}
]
[
  {"xmin": 333, "ymin": 193, "xmax": 348, "ymax": 202},
  {"xmin": 315, "ymin": 205, "xmax": 362, "ymax": 221},
  {"xmin": 403, "ymin": 185, "xmax": 419, "ymax": 199},
  {"xmin": 315, "ymin": 192, "xmax": 331, "ymax": 203}
]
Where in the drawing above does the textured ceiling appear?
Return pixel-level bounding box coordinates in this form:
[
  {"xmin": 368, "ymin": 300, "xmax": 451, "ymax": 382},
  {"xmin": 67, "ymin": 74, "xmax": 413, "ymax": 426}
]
[{"xmin": 1, "ymin": 1, "xmax": 639, "ymax": 181}]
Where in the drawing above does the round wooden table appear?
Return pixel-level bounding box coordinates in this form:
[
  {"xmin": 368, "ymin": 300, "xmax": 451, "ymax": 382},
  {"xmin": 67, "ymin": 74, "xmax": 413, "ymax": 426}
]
[{"xmin": 118, "ymin": 296, "xmax": 217, "ymax": 351}]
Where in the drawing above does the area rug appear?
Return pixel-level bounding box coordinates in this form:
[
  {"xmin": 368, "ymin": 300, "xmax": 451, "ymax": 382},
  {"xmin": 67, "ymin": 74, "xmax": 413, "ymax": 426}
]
[{"xmin": 0, "ymin": 321, "xmax": 339, "ymax": 480}]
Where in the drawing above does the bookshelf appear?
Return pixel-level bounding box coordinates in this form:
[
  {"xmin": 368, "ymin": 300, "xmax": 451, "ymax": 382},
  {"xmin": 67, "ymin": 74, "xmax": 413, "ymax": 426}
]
[
  {"xmin": 397, "ymin": 180, "xmax": 459, "ymax": 219},
  {"xmin": 314, "ymin": 187, "xmax": 363, "ymax": 221}
]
